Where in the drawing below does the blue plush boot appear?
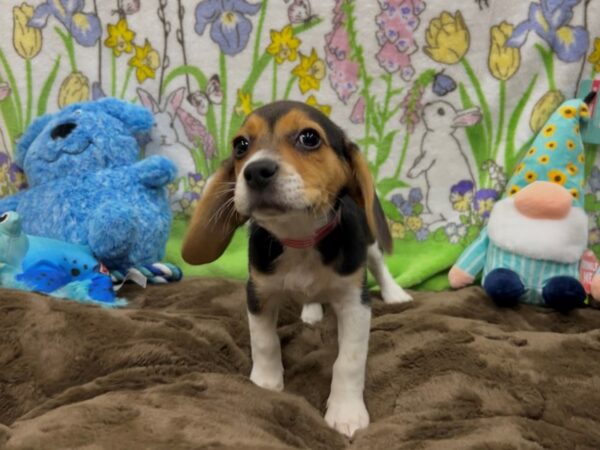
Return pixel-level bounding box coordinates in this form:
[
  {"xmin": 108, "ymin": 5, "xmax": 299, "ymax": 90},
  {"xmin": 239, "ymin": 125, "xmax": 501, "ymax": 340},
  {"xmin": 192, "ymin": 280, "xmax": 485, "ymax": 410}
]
[
  {"xmin": 483, "ymin": 268, "xmax": 525, "ymax": 307},
  {"xmin": 542, "ymin": 276, "xmax": 586, "ymax": 313}
]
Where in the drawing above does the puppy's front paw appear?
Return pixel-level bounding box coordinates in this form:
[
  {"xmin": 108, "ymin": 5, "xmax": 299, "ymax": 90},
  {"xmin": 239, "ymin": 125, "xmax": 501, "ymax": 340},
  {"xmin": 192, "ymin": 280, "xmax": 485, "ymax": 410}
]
[
  {"xmin": 301, "ymin": 303, "xmax": 323, "ymax": 324},
  {"xmin": 250, "ymin": 364, "xmax": 284, "ymax": 392},
  {"xmin": 381, "ymin": 283, "xmax": 413, "ymax": 304},
  {"xmin": 325, "ymin": 396, "xmax": 369, "ymax": 438}
]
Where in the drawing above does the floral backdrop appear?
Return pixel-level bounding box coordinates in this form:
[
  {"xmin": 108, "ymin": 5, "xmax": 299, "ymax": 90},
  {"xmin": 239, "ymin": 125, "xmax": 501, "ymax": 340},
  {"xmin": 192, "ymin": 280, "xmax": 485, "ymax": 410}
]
[{"xmin": 1, "ymin": 0, "xmax": 600, "ymax": 288}]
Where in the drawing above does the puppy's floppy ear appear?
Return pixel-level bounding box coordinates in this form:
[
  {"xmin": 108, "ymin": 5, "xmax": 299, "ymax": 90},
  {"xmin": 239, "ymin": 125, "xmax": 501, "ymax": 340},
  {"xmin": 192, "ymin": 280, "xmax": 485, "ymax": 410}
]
[
  {"xmin": 182, "ymin": 159, "xmax": 248, "ymax": 265},
  {"xmin": 346, "ymin": 141, "xmax": 393, "ymax": 254},
  {"xmin": 96, "ymin": 97, "xmax": 155, "ymax": 134},
  {"xmin": 16, "ymin": 113, "xmax": 53, "ymax": 167}
]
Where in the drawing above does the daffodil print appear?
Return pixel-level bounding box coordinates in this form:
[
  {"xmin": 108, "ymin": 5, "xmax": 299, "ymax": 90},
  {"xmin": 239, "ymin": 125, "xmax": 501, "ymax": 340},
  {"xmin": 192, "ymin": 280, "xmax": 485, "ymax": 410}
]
[
  {"xmin": 306, "ymin": 95, "xmax": 331, "ymax": 116},
  {"xmin": 267, "ymin": 25, "xmax": 300, "ymax": 64},
  {"xmin": 105, "ymin": 19, "xmax": 135, "ymax": 57},
  {"xmin": 235, "ymin": 90, "xmax": 253, "ymax": 116},
  {"xmin": 292, "ymin": 49, "xmax": 326, "ymax": 94},
  {"xmin": 129, "ymin": 39, "xmax": 160, "ymax": 83}
]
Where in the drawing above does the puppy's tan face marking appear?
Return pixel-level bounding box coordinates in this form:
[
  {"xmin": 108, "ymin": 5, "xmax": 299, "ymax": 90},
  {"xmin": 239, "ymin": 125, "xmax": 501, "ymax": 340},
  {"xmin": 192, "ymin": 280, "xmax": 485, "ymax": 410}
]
[{"xmin": 231, "ymin": 108, "xmax": 350, "ymax": 218}]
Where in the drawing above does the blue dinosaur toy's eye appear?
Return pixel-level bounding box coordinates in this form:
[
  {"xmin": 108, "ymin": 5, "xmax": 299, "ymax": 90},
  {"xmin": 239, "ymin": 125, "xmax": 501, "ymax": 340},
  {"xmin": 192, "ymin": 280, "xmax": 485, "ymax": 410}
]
[{"xmin": 0, "ymin": 214, "xmax": 7, "ymax": 223}]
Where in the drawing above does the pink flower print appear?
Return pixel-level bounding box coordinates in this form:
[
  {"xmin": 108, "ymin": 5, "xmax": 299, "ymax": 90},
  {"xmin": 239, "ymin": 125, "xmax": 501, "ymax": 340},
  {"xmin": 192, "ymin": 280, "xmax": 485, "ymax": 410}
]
[
  {"xmin": 324, "ymin": 0, "xmax": 360, "ymax": 103},
  {"xmin": 350, "ymin": 96, "xmax": 365, "ymax": 124},
  {"xmin": 0, "ymin": 82, "xmax": 10, "ymax": 101},
  {"xmin": 375, "ymin": 0, "xmax": 425, "ymax": 81},
  {"xmin": 176, "ymin": 107, "xmax": 216, "ymax": 159}
]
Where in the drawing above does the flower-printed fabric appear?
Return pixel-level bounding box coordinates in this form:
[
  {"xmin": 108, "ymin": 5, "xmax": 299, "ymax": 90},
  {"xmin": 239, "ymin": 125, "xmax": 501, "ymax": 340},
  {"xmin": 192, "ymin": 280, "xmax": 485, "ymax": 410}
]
[{"xmin": 0, "ymin": 0, "xmax": 599, "ymax": 288}]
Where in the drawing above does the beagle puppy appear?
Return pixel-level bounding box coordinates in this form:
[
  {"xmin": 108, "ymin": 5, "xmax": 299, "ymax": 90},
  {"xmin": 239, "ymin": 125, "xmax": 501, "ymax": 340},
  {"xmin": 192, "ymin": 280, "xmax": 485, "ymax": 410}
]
[{"xmin": 182, "ymin": 101, "xmax": 412, "ymax": 437}]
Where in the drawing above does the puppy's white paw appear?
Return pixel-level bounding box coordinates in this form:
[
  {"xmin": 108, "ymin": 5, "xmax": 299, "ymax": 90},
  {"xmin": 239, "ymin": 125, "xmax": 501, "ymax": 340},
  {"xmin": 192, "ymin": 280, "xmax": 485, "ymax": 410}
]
[
  {"xmin": 325, "ymin": 397, "xmax": 369, "ymax": 438},
  {"xmin": 381, "ymin": 283, "xmax": 413, "ymax": 304},
  {"xmin": 301, "ymin": 303, "xmax": 323, "ymax": 325},
  {"xmin": 250, "ymin": 365, "xmax": 284, "ymax": 392}
]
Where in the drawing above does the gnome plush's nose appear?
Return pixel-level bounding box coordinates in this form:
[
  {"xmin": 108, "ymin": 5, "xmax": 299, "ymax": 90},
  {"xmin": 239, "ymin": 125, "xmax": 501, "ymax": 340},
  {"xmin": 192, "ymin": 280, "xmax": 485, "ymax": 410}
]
[{"xmin": 514, "ymin": 181, "xmax": 572, "ymax": 219}]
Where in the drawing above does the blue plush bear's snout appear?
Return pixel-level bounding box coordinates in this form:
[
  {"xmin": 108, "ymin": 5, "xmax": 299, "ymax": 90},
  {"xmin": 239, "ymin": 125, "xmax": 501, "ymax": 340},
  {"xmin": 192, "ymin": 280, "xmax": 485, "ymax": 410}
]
[{"xmin": 50, "ymin": 122, "xmax": 77, "ymax": 140}]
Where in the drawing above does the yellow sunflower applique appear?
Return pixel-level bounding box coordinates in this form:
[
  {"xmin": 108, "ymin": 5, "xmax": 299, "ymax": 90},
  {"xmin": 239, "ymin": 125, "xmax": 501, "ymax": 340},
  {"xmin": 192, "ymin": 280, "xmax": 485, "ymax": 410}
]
[
  {"xmin": 545, "ymin": 140, "xmax": 557, "ymax": 150},
  {"xmin": 548, "ymin": 169, "xmax": 567, "ymax": 185},
  {"xmin": 524, "ymin": 171, "xmax": 537, "ymax": 183},
  {"xmin": 538, "ymin": 155, "xmax": 550, "ymax": 164},
  {"xmin": 508, "ymin": 185, "xmax": 520, "ymax": 196},
  {"xmin": 566, "ymin": 163, "xmax": 578, "ymax": 175},
  {"xmin": 559, "ymin": 105, "xmax": 577, "ymax": 119},
  {"xmin": 578, "ymin": 153, "xmax": 585, "ymax": 163},
  {"xmin": 542, "ymin": 124, "xmax": 556, "ymax": 137},
  {"xmin": 566, "ymin": 139, "xmax": 576, "ymax": 150},
  {"xmin": 526, "ymin": 146, "xmax": 537, "ymax": 157},
  {"xmin": 570, "ymin": 188, "xmax": 580, "ymax": 200},
  {"xmin": 514, "ymin": 162, "xmax": 525, "ymax": 174}
]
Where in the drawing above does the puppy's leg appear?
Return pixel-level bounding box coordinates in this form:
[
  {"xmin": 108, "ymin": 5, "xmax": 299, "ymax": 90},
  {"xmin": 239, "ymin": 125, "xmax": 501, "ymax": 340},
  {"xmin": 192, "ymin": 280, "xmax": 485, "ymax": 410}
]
[
  {"xmin": 367, "ymin": 244, "xmax": 412, "ymax": 304},
  {"xmin": 301, "ymin": 303, "xmax": 323, "ymax": 324},
  {"xmin": 248, "ymin": 300, "xmax": 284, "ymax": 392},
  {"xmin": 325, "ymin": 291, "xmax": 371, "ymax": 437}
]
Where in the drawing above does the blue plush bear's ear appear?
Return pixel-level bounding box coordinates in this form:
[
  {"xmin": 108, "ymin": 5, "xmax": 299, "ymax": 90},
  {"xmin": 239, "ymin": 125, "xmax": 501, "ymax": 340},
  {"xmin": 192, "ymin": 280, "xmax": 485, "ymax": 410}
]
[
  {"xmin": 95, "ymin": 98, "xmax": 154, "ymax": 134},
  {"xmin": 16, "ymin": 113, "xmax": 53, "ymax": 168}
]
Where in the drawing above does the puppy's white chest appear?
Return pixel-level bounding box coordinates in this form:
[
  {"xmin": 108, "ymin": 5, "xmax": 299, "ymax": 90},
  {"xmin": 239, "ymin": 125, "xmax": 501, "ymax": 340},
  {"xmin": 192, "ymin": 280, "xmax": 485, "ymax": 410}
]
[{"xmin": 273, "ymin": 249, "xmax": 339, "ymax": 302}]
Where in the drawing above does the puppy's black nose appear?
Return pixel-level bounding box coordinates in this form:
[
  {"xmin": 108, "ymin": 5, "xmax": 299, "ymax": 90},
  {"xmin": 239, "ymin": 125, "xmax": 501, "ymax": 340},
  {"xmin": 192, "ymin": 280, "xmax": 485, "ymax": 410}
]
[
  {"xmin": 50, "ymin": 122, "xmax": 77, "ymax": 140},
  {"xmin": 244, "ymin": 160, "xmax": 279, "ymax": 190}
]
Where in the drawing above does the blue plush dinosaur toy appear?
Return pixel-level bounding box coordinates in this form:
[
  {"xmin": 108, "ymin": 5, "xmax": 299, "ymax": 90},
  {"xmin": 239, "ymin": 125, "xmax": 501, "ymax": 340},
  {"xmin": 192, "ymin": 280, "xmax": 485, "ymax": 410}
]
[
  {"xmin": 0, "ymin": 211, "xmax": 125, "ymax": 306},
  {"xmin": 0, "ymin": 98, "xmax": 176, "ymax": 271}
]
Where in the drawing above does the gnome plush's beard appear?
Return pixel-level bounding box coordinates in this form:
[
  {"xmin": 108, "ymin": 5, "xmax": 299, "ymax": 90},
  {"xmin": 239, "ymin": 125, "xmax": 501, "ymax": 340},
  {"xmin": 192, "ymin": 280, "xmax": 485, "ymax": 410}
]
[{"xmin": 487, "ymin": 197, "xmax": 588, "ymax": 264}]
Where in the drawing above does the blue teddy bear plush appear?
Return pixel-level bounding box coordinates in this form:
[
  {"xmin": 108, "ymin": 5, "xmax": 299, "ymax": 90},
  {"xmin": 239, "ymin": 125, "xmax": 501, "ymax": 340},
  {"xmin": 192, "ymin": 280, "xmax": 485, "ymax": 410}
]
[{"xmin": 0, "ymin": 98, "xmax": 177, "ymax": 270}]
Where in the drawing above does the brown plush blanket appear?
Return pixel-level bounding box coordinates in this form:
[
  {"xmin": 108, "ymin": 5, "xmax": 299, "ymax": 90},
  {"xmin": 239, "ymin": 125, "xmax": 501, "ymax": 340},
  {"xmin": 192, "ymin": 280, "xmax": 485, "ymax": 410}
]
[{"xmin": 1, "ymin": 278, "xmax": 600, "ymax": 449}]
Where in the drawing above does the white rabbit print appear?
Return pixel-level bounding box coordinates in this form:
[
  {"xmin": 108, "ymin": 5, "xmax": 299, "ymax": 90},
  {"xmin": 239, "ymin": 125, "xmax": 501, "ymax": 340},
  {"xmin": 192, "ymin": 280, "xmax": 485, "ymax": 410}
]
[
  {"xmin": 137, "ymin": 87, "xmax": 196, "ymax": 180},
  {"xmin": 407, "ymin": 100, "xmax": 482, "ymax": 224}
]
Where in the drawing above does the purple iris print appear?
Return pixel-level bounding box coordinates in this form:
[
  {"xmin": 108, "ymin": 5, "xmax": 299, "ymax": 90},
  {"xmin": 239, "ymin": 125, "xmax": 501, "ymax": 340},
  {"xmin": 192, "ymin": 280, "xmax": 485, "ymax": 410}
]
[
  {"xmin": 195, "ymin": 0, "xmax": 262, "ymax": 56},
  {"xmin": 506, "ymin": 0, "xmax": 589, "ymax": 62},
  {"xmin": 28, "ymin": 0, "xmax": 101, "ymax": 47}
]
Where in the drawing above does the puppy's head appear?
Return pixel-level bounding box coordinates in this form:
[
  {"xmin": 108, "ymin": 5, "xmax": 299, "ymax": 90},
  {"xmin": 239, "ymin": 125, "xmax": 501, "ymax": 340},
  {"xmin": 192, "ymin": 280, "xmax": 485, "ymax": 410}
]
[{"xmin": 182, "ymin": 101, "xmax": 391, "ymax": 265}]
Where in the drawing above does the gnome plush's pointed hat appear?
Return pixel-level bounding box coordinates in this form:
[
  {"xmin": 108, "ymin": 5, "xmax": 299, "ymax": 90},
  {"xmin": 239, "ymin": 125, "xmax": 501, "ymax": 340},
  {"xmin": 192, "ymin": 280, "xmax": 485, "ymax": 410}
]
[{"xmin": 505, "ymin": 96, "xmax": 592, "ymax": 207}]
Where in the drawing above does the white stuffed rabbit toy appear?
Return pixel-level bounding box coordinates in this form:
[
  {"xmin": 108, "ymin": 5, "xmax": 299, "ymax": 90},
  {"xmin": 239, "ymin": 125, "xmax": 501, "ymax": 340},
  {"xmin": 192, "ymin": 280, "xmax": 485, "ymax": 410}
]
[{"xmin": 137, "ymin": 87, "xmax": 195, "ymax": 180}]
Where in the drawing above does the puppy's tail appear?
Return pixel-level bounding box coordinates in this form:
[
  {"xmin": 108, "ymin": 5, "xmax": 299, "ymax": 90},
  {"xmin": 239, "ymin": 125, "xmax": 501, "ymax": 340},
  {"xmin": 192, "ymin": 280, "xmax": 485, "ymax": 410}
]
[{"xmin": 372, "ymin": 194, "xmax": 393, "ymax": 254}]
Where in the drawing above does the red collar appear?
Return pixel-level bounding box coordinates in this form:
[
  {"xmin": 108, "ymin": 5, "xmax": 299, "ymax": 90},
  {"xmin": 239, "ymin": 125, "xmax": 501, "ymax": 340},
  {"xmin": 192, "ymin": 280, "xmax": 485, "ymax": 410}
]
[{"xmin": 280, "ymin": 210, "xmax": 341, "ymax": 249}]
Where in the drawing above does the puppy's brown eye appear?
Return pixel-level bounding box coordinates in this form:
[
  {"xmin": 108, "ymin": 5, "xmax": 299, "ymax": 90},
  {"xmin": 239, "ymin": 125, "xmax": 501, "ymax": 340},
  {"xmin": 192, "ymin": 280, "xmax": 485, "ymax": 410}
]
[
  {"xmin": 233, "ymin": 137, "xmax": 250, "ymax": 159},
  {"xmin": 297, "ymin": 128, "xmax": 321, "ymax": 150}
]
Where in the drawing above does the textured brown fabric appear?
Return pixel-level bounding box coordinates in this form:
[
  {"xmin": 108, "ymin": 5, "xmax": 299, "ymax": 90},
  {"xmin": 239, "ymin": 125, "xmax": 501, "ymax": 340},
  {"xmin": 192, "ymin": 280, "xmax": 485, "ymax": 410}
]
[{"xmin": 1, "ymin": 279, "xmax": 600, "ymax": 449}]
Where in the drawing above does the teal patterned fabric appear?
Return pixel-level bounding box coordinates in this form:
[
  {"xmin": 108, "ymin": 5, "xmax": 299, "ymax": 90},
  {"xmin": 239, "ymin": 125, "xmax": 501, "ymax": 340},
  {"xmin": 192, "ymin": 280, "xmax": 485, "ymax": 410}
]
[{"xmin": 456, "ymin": 227, "xmax": 580, "ymax": 305}]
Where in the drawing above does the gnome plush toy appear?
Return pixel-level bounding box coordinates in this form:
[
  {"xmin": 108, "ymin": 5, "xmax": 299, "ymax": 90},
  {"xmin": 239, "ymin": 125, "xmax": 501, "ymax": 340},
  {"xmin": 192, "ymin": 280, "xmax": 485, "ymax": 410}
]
[{"xmin": 449, "ymin": 97, "xmax": 597, "ymax": 312}]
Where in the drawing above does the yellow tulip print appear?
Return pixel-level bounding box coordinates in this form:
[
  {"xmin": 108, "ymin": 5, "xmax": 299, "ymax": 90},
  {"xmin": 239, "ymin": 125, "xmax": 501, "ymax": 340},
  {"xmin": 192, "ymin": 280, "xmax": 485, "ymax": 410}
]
[
  {"xmin": 529, "ymin": 90, "xmax": 565, "ymax": 133},
  {"xmin": 588, "ymin": 37, "xmax": 600, "ymax": 73},
  {"xmin": 424, "ymin": 11, "xmax": 469, "ymax": 65},
  {"xmin": 58, "ymin": 72, "xmax": 90, "ymax": 108},
  {"xmin": 13, "ymin": 3, "xmax": 42, "ymax": 60},
  {"xmin": 488, "ymin": 22, "xmax": 520, "ymax": 81}
]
